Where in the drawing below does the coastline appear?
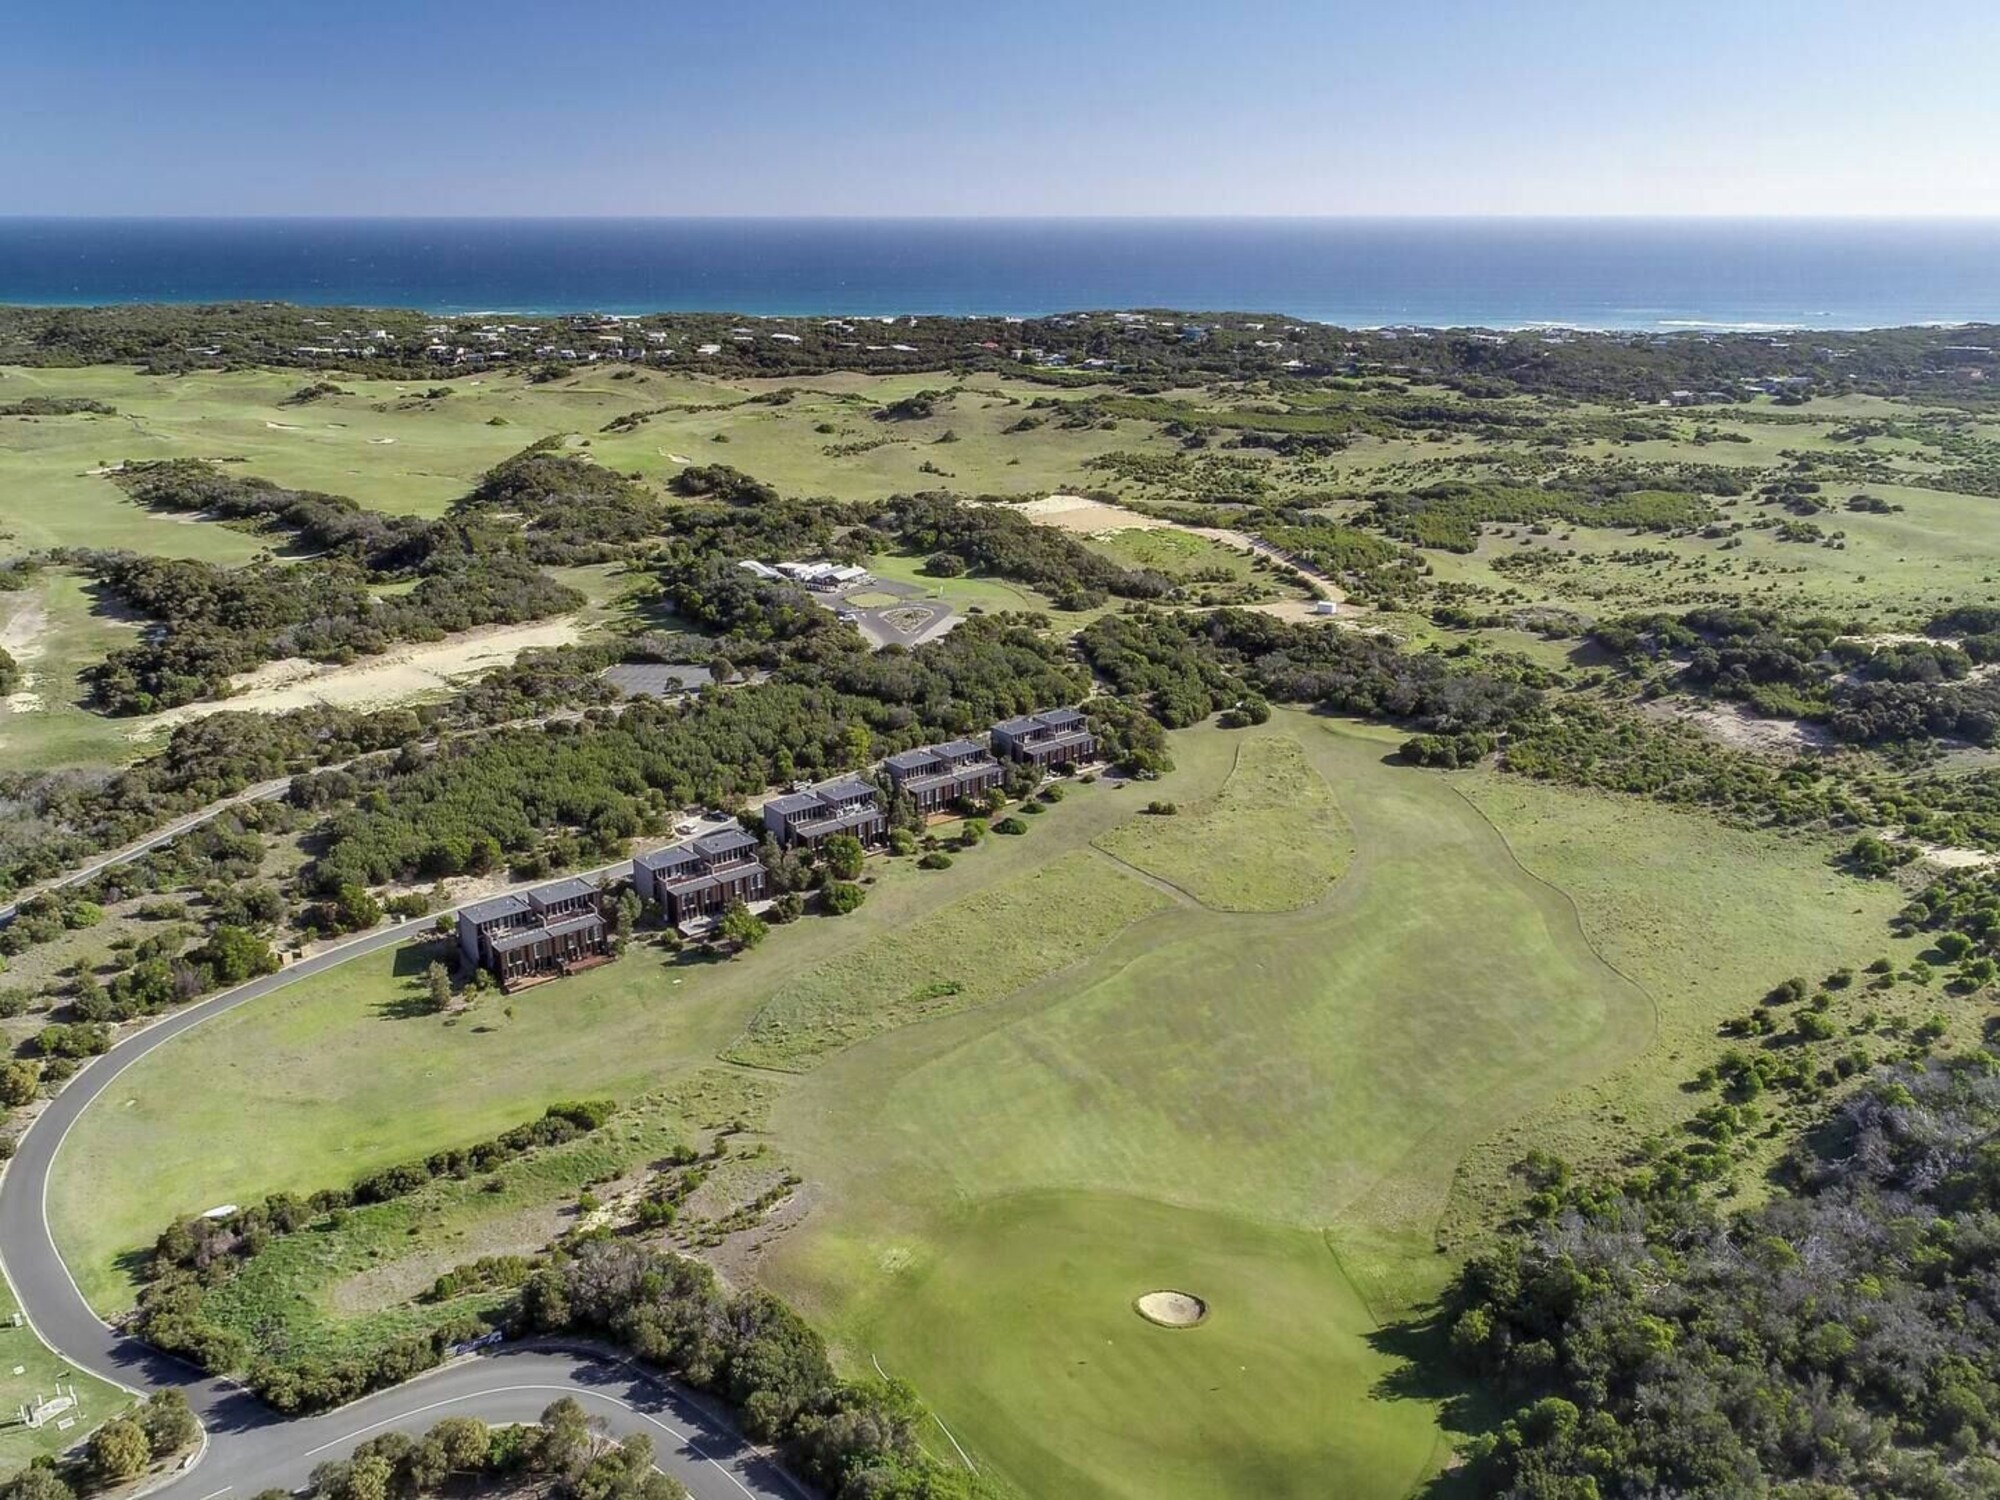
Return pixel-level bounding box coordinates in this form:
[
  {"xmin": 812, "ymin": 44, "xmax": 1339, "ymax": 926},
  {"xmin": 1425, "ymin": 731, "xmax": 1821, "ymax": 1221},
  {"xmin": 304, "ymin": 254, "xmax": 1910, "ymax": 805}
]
[{"xmin": 3, "ymin": 216, "xmax": 1998, "ymax": 332}]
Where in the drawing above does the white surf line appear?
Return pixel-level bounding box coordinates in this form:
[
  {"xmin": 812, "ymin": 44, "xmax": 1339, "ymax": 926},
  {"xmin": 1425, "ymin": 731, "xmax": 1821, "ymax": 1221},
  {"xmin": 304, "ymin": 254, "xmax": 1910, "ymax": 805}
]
[
  {"xmin": 872, "ymin": 1354, "xmax": 976, "ymax": 1475},
  {"xmin": 299, "ymin": 1381, "xmax": 755, "ymax": 1498}
]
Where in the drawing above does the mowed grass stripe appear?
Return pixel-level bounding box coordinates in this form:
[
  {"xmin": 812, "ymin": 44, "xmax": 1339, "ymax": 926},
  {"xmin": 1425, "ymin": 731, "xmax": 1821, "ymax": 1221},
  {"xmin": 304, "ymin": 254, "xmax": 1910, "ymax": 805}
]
[
  {"xmin": 1094, "ymin": 734, "xmax": 1354, "ymax": 911},
  {"xmin": 721, "ymin": 852, "xmax": 1172, "ymax": 1072}
]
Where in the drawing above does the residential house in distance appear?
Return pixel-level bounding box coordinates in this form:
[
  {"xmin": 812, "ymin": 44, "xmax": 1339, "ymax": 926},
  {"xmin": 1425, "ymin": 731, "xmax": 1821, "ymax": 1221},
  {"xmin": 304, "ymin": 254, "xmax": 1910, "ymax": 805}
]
[
  {"xmin": 762, "ymin": 776, "xmax": 888, "ymax": 851},
  {"xmin": 991, "ymin": 707, "xmax": 1097, "ymax": 770},
  {"xmin": 455, "ymin": 877, "xmax": 611, "ymax": 990},
  {"xmin": 882, "ymin": 738, "xmax": 1004, "ymax": 815},
  {"xmin": 633, "ymin": 827, "xmax": 769, "ymax": 928}
]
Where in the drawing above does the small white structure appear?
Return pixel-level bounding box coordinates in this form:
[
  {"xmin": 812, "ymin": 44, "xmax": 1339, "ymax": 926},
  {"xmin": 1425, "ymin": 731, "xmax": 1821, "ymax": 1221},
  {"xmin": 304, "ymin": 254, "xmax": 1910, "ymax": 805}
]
[
  {"xmin": 1310, "ymin": 599, "xmax": 1339, "ymax": 616},
  {"xmin": 21, "ymin": 1384, "xmax": 78, "ymax": 1430},
  {"xmin": 738, "ymin": 560, "xmax": 781, "ymax": 580}
]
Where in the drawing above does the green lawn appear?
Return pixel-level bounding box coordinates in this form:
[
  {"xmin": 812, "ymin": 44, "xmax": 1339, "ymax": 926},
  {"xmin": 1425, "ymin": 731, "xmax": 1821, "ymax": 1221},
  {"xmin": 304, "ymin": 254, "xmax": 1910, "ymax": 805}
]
[
  {"xmin": 45, "ymin": 711, "xmax": 1915, "ymax": 1499},
  {"xmin": 854, "ymin": 1192, "xmax": 1443, "ymax": 1500},
  {"xmin": 49, "ymin": 768, "xmax": 1159, "ymax": 1316},
  {"xmin": 0, "ymin": 1279, "xmax": 132, "ymax": 1472},
  {"xmin": 722, "ymin": 850, "xmax": 1171, "ymax": 1071},
  {"xmin": 1438, "ymin": 772, "xmax": 1914, "ymax": 1241},
  {"xmin": 1095, "ymin": 735, "xmax": 1354, "ymax": 910}
]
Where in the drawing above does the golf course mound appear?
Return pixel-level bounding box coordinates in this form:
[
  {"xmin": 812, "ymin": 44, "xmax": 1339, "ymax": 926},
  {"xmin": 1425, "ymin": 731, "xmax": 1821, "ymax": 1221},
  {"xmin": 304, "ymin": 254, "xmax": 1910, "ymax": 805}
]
[{"xmin": 1134, "ymin": 1290, "xmax": 1207, "ymax": 1328}]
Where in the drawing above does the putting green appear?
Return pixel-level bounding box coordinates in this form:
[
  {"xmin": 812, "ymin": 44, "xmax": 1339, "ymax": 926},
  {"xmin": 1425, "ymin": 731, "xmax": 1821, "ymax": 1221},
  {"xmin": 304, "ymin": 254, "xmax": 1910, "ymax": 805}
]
[{"xmin": 850, "ymin": 1192, "xmax": 1441, "ymax": 1500}]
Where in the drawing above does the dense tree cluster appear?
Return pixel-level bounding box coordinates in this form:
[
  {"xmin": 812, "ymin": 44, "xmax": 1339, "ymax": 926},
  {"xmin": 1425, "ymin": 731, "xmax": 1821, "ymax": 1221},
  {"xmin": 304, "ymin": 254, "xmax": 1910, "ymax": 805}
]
[
  {"xmin": 1078, "ymin": 607, "xmax": 1544, "ymax": 736},
  {"xmin": 518, "ymin": 1240, "xmax": 993, "ymax": 1499},
  {"xmin": 66, "ymin": 546, "xmax": 580, "ymax": 714},
  {"xmin": 1596, "ymin": 605, "xmax": 2000, "ymax": 748},
  {"xmin": 875, "ymin": 492, "xmax": 1165, "ymax": 609},
  {"xmin": 306, "ymin": 1403, "xmax": 683, "ymax": 1500},
  {"xmin": 453, "ymin": 439, "xmax": 666, "ymax": 563},
  {"xmin": 299, "ymin": 614, "xmax": 1084, "ymax": 892},
  {"xmin": 1362, "ymin": 480, "xmax": 1715, "ymax": 552},
  {"xmin": 1449, "ymin": 1045, "xmax": 2000, "ymax": 1497}
]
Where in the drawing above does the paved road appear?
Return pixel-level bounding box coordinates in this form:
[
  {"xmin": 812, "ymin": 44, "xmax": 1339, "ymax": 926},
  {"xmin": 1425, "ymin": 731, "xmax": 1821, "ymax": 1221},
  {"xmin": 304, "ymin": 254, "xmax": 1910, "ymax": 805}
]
[
  {"xmin": 0, "ymin": 778, "xmax": 295, "ymax": 927},
  {"xmin": 0, "ymin": 868, "xmax": 799, "ymax": 1500}
]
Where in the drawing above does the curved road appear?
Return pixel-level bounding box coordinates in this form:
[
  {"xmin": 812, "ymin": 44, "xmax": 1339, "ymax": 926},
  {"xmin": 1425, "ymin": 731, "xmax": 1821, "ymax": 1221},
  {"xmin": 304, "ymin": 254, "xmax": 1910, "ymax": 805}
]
[{"xmin": 0, "ymin": 873, "xmax": 800, "ymax": 1500}]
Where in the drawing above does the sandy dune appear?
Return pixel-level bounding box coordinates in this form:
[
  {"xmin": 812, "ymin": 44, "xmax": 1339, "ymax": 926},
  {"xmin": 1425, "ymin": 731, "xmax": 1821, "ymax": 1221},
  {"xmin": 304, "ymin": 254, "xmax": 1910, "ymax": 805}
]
[
  {"xmin": 1004, "ymin": 494, "xmax": 1170, "ymax": 534},
  {"xmin": 140, "ymin": 617, "xmax": 582, "ymax": 732}
]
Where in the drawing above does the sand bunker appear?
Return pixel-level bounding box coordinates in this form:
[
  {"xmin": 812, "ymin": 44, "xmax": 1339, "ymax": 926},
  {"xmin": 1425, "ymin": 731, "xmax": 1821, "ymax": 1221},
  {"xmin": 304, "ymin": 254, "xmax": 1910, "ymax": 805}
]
[{"xmin": 1134, "ymin": 1290, "xmax": 1208, "ymax": 1328}]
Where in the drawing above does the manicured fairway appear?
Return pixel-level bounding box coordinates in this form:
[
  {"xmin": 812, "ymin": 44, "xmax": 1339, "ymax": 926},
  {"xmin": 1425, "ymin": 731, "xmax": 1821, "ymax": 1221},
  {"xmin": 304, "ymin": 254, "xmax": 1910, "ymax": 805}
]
[
  {"xmin": 48, "ymin": 712, "xmax": 1906, "ymax": 1498},
  {"xmin": 858, "ymin": 1192, "xmax": 1442, "ymax": 1500},
  {"xmin": 1095, "ymin": 734, "xmax": 1353, "ymax": 910}
]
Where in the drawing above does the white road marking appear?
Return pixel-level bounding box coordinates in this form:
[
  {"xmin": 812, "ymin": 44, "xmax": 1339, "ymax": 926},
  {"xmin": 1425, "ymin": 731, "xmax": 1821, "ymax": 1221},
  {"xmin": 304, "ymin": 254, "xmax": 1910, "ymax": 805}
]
[{"xmin": 298, "ymin": 1381, "xmax": 755, "ymax": 1499}]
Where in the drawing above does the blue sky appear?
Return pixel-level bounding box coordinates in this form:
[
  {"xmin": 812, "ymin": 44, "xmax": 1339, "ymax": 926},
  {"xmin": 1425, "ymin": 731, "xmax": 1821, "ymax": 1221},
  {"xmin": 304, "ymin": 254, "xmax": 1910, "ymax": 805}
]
[{"xmin": 5, "ymin": 0, "xmax": 1997, "ymax": 216}]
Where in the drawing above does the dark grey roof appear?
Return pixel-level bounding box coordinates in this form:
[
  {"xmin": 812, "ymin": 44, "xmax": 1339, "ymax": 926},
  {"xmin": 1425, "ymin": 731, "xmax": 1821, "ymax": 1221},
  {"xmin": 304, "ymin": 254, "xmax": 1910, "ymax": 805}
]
[
  {"xmin": 816, "ymin": 776, "xmax": 879, "ymax": 804},
  {"xmin": 884, "ymin": 748, "xmax": 942, "ymax": 774},
  {"xmin": 933, "ymin": 737, "xmax": 986, "ymax": 759},
  {"xmin": 764, "ymin": 792, "xmax": 822, "ymax": 817},
  {"xmin": 543, "ymin": 911, "xmax": 606, "ymax": 939},
  {"xmin": 460, "ymin": 893, "xmax": 530, "ymax": 925},
  {"xmin": 795, "ymin": 805, "xmax": 883, "ymax": 835},
  {"xmin": 660, "ymin": 870, "xmax": 722, "ymax": 898},
  {"xmin": 1037, "ymin": 706, "xmax": 1087, "ymax": 729},
  {"xmin": 694, "ymin": 828, "xmax": 758, "ymax": 859},
  {"xmin": 992, "ymin": 714, "xmax": 1040, "ymax": 737},
  {"xmin": 488, "ymin": 926, "xmax": 549, "ymax": 954},
  {"xmin": 638, "ymin": 846, "xmax": 702, "ymax": 873},
  {"xmin": 529, "ymin": 877, "xmax": 598, "ymax": 906}
]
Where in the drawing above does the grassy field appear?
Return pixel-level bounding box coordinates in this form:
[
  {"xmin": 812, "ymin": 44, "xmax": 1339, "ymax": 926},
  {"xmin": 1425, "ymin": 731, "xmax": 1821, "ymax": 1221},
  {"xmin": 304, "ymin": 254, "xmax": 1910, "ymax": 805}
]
[
  {"xmin": 1095, "ymin": 735, "xmax": 1354, "ymax": 910},
  {"xmin": 721, "ymin": 850, "xmax": 1172, "ymax": 1071},
  {"xmin": 48, "ymin": 766, "xmax": 1158, "ymax": 1315},
  {"xmin": 1438, "ymin": 773, "xmax": 1915, "ymax": 1241},
  {"xmin": 0, "ymin": 1278, "xmax": 132, "ymax": 1472},
  {"xmin": 48, "ymin": 710, "xmax": 1923, "ymax": 1495}
]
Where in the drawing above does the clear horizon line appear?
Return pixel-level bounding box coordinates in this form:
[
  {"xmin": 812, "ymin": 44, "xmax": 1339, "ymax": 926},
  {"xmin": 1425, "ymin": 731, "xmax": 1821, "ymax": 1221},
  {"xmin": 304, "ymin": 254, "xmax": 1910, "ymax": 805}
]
[{"xmin": 6, "ymin": 211, "xmax": 2000, "ymax": 223}]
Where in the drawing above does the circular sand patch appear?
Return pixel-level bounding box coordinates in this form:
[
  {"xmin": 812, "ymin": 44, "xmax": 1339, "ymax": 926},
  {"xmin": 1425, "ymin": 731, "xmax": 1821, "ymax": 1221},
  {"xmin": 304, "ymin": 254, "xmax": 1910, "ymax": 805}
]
[{"xmin": 1134, "ymin": 1290, "xmax": 1208, "ymax": 1328}]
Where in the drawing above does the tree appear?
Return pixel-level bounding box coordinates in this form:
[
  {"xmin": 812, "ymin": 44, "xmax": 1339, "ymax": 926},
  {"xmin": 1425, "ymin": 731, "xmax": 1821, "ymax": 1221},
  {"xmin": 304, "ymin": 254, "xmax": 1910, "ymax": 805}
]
[
  {"xmin": 822, "ymin": 833, "xmax": 865, "ymax": 881},
  {"xmin": 0, "ymin": 1471, "xmax": 77, "ymax": 1500},
  {"xmin": 0, "ymin": 1059, "xmax": 38, "ymax": 1108},
  {"xmin": 139, "ymin": 1388, "xmax": 199, "ymax": 1455},
  {"xmin": 425, "ymin": 1415, "xmax": 490, "ymax": 1472},
  {"xmin": 717, "ymin": 901, "xmax": 768, "ymax": 955},
  {"xmin": 88, "ymin": 1416, "xmax": 153, "ymax": 1481},
  {"xmin": 531, "ymin": 1397, "xmax": 597, "ymax": 1477},
  {"xmin": 192, "ymin": 924, "xmax": 280, "ymax": 984},
  {"xmin": 821, "ymin": 881, "xmax": 865, "ymax": 916},
  {"xmin": 425, "ymin": 961, "xmax": 451, "ymax": 1011},
  {"xmin": 615, "ymin": 890, "xmax": 641, "ymax": 939}
]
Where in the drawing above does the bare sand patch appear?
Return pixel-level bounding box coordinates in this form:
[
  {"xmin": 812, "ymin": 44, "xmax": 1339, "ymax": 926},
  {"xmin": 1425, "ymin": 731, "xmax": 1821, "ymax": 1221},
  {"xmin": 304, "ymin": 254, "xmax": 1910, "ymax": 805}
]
[
  {"xmin": 1004, "ymin": 494, "xmax": 1171, "ymax": 535},
  {"xmin": 1641, "ymin": 698, "xmax": 1831, "ymax": 755},
  {"xmin": 1135, "ymin": 1290, "xmax": 1208, "ymax": 1328},
  {"xmin": 140, "ymin": 616, "xmax": 583, "ymax": 732},
  {"xmin": 1246, "ymin": 599, "xmax": 1343, "ymax": 624},
  {"xmin": 264, "ymin": 421, "xmax": 303, "ymax": 431},
  {"xmin": 1, "ymin": 598, "xmax": 48, "ymax": 663}
]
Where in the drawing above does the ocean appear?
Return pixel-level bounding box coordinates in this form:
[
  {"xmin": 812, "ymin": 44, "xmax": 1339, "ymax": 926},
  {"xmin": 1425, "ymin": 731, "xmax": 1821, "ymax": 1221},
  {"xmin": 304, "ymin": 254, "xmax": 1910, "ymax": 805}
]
[{"xmin": 1, "ymin": 218, "xmax": 1997, "ymax": 332}]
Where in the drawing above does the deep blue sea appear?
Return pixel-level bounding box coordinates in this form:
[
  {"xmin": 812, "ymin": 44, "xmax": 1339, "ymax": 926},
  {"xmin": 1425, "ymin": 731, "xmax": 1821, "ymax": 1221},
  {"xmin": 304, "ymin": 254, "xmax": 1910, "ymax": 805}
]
[{"xmin": 1, "ymin": 218, "xmax": 1997, "ymax": 331}]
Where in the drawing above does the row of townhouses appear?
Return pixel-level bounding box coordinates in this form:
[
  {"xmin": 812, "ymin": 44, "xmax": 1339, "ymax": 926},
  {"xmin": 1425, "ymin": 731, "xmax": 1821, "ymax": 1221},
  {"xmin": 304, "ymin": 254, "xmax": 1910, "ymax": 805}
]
[
  {"xmin": 455, "ymin": 877, "xmax": 612, "ymax": 991},
  {"xmin": 455, "ymin": 709, "xmax": 1097, "ymax": 987}
]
